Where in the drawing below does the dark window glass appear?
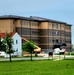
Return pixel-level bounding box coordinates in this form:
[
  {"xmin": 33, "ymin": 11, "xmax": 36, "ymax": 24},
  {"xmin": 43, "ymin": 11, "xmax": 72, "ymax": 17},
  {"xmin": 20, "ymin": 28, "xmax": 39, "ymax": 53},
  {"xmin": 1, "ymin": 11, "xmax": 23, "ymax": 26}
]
[{"xmin": 16, "ymin": 40, "xmax": 18, "ymax": 44}]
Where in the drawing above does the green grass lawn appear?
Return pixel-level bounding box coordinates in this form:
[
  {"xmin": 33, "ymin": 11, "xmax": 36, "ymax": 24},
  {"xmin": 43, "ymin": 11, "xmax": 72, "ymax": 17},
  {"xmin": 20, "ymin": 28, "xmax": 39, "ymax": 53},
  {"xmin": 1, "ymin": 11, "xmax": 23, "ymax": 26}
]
[{"xmin": 0, "ymin": 59, "xmax": 74, "ymax": 75}]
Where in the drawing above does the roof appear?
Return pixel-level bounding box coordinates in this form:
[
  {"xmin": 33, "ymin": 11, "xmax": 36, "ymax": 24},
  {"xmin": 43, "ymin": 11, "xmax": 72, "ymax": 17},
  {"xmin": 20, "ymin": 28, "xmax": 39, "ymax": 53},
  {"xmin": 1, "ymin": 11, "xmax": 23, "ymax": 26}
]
[
  {"xmin": 29, "ymin": 16, "xmax": 66, "ymax": 23},
  {"xmin": 66, "ymin": 24, "xmax": 72, "ymax": 26},
  {"xmin": 0, "ymin": 33, "xmax": 5, "ymax": 38},
  {"xmin": 21, "ymin": 37, "xmax": 29, "ymax": 42},
  {"xmin": 11, "ymin": 32, "xmax": 17, "ymax": 37},
  {"xmin": 0, "ymin": 15, "xmax": 72, "ymax": 25},
  {"xmin": 0, "ymin": 32, "xmax": 17, "ymax": 38},
  {"xmin": 0, "ymin": 15, "xmax": 31, "ymax": 20}
]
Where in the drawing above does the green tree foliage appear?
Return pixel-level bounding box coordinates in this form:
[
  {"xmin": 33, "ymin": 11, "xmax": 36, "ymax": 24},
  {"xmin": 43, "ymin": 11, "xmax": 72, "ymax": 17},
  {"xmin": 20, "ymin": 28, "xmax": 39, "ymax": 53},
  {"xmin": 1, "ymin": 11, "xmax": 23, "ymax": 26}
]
[
  {"xmin": 22, "ymin": 41, "xmax": 37, "ymax": 61},
  {"xmin": 0, "ymin": 38, "xmax": 6, "ymax": 52},
  {"xmin": 3, "ymin": 33, "xmax": 15, "ymax": 62},
  {"xmin": 0, "ymin": 37, "xmax": 3, "ymax": 50}
]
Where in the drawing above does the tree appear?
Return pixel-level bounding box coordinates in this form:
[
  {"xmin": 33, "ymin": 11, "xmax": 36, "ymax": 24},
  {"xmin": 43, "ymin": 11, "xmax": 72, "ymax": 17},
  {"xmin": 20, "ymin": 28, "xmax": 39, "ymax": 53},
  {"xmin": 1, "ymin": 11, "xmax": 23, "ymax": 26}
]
[
  {"xmin": 0, "ymin": 37, "xmax": 6, "ymax": 51},
  {"xmin": 22, "ymin": 41, "xmax": 37, "ymax": 61},
  {"xmin": 72, "ymin": 44, "xmax": 74, "ymax": 51},
  {"xmin": 0, "ymin": 37, "xmax": 2, "ymax": 50},
  {"xmin": 3, "ymin": 33, "xmax": 15, "ymax": 62}
]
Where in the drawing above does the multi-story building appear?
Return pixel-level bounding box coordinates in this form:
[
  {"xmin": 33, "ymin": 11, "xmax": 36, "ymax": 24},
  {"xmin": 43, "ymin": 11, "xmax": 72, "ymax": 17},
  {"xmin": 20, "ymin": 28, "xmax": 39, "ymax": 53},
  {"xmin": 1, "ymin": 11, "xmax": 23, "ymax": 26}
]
[{"xmin": 0, "ymin": 15, "xmax": 72, "ymax": 52}]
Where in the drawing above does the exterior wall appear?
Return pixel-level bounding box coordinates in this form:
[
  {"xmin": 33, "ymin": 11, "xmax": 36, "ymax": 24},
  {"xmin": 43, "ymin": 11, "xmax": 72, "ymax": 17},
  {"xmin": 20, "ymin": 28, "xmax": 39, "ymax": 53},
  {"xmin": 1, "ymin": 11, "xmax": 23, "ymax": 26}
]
[
  {"xmin": 0, "ymin": 18, "xmax": 72, "ymax": 52},
  {"xmin": 16, "ymin": 20, "xmax": 39, "ymax": 44},
  {"xmin": 65, "ymin": 25, "xmax": 72, "ymax": 51},
  {"xmin": 10, "ymin": 19, "xmax": 20, "ymax": 32},
  {"xmin": 39, "ymin": 22, "xmax": 48, "ymax": 29},
  {"xmin": 38, "ymin": 22, "xmax": 72, "ymax": 52},
  {"xmin": 12, "ymin": 33, "xmax": 22, "ymax": 56},
  {"xmin": 0, "ymin": 19, "xmax": 11, "ymax": 33},
  {"xmin": 38, "ymin": 22, "xmax": 49, "ymax": 51}
]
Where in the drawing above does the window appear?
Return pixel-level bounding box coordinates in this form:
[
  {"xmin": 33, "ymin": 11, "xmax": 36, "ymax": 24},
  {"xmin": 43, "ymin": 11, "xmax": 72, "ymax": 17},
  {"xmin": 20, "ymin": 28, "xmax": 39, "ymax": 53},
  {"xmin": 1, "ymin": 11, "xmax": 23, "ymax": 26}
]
[
  {"xmin": 13, "ymin": 20, "xmax": 15, "ymax": 24},
  {"xmin": 56, "ymin": 31, "xmax": 59, "ymax": 36},
  {"xmin": 20, "ymin": 20, "xmax": 23, "ymax": 25},
  {"xmin": 52, "ymin": 31, "xmax": 56, "ymax": 36},
  {"xmin": 24, "ymin": 21, "xmax": 29, "ymax": 26},
  {"xmin": 56, "ymin": 23, "xmax": 58, "ymax": 28},
  {"xmin": 49, "ymin": 38, "xmax": 52, "ymax": 42},
  {"xmin": 56, "ymin": 31, "xmax": 58, "ymax": 36},
  {"xmin": 16, "ymin": 49, "xmax": 18, "ymax": 52},
  {"xmin": 49, "ymin": 31, "xmax": 51, "ymax": 35},
  {"xmin": 52, "ymin": 23, "xmax": 54, "ymax": 28},
  {"xmin": 49, "ymin": 22, "xmax": 51, "ymax": 25},
  {"xmin": 16, "ymin": 40, "xmax": 18, "ymax": 44}
]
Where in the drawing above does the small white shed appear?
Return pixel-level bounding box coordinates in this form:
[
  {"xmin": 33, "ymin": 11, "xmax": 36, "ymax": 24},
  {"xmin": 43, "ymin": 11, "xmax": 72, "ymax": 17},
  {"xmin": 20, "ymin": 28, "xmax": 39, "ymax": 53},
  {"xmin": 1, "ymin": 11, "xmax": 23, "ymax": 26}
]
[{"xmin": 12, "ymin": 32, "xmax": 22, "ymax": 56}]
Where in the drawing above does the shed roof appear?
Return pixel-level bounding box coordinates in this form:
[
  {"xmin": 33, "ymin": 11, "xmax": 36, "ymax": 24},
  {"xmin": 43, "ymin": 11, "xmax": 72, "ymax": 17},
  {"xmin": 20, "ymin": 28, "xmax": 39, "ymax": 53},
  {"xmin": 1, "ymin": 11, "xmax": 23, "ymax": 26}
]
[
  {"xmin": 0, "ymin": 32, "xmax": 17, "ymax": 38},
  {"xmin": 0, "ymin": 33, "xmax": 5, "ymax": 38}
]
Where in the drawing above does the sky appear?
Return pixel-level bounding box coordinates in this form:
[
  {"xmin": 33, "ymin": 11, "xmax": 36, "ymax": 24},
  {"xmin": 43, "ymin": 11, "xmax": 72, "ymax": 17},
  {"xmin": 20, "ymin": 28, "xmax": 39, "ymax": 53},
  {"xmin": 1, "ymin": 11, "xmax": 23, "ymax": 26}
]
[{"xmin": 0, "ymin": 0, "xmax": 74, "ymax": 44}]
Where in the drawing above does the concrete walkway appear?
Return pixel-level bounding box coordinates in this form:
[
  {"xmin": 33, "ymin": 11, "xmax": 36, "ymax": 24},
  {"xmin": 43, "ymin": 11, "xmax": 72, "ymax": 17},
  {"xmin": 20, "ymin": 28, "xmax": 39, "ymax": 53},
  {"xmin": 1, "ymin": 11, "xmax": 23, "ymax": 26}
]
[
  {"xmin": 0, "ymin": 57, "xmax": 49, "ymax": 61},
  {"xmin": 0, "ymin": 55, "xmax": 74, "ymax": 61}
]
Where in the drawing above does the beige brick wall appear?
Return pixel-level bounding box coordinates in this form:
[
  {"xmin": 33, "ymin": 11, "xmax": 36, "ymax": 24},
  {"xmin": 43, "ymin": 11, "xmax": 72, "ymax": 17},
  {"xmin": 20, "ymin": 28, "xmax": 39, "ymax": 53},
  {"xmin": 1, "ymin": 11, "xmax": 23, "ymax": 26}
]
[{"xmin": 0, "ymin": 19, "xmax": 11, "ymax": 33}]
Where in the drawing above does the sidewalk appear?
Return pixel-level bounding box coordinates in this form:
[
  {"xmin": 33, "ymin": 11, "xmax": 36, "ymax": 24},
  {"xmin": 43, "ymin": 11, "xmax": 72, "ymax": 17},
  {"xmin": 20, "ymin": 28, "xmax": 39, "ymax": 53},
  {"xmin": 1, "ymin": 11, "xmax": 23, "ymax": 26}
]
[
  {"xmin": 0, "ymin": 57, "xmax": 49, "ymax": 61},
  {"xmin": 0, "ymin": 55, "xmax": 74, "ymax": 61}
]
